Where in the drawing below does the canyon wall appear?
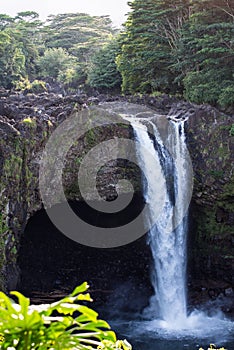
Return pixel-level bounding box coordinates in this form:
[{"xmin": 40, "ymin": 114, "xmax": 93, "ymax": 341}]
[{"xmin": 0, "ymin": 90, "xmax": 233, "ymax": 312}]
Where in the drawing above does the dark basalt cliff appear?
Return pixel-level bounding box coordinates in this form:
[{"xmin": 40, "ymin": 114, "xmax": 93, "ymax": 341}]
[
  {"xmin": 169, "ymin": 102, "xmax": 233, "ymax": 312},
  {"xmin": 0, "ymin": 90, "xmax": 233, "ymax": 314}
]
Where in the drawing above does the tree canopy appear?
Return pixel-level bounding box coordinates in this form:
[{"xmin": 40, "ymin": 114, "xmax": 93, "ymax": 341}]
[
  {"xmin": 116, "ymin": 0, "xmax": 234, "ymax": 108},
  {"xmin": 0, "ymin": 4, "xmax": 233, "ymax": 109},
  {"xmin": 0, "ymin": 12, "xmax": 116, "ymax": 90},
  {"xmin": 87, "ymin": 39, "xmax": 122, "ymax": 92}
]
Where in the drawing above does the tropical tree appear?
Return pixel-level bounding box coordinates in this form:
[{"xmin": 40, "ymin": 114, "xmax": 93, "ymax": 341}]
[
  {"xmin": 42, "ymin": 13, "xmax": 116, "ymax": 87},
  {"xmin": 0, "ymin": 29, "xmax": 26, "ymax": 88},
  {"xmin": 87, "ymin": 39, "xmax": 122, "ymax": 92},
  {"xmin": 0, "ymin": 12, "xmax": 42, "ymax": 88},
  {"xmin": 117, "ymin": 0, "xmax": 190, "ymax": 94},
  {"xmin": 117, "ymin": 0, "xmax": 234, "ymax": 108},
  {"xmin": 37, "ymin": 47, "xmax": 76, "ymax": 80},
  {"xmin": 0, "ymin": 11, "xmax": 117, "ymax": 90},
  {"xmin": 176, "ymin": 0, "xmax": 234, "ymax": 107}
]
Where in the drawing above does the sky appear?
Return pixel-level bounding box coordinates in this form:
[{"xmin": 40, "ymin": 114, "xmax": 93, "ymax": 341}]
[{"xmin": 0, "ymin": 0, "xmax": 130, "ymax": 27}]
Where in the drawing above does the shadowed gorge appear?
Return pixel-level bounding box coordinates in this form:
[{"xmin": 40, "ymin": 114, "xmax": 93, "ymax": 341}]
[{"xmin": 17, "ymin": 199, "xmax": 153, "ymax": 315}]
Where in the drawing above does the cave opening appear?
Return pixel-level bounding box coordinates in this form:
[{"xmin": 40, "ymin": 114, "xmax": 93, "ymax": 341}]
[{"xmin": 17, "ymin": 197, "xmax": 153, "ymax": 315}]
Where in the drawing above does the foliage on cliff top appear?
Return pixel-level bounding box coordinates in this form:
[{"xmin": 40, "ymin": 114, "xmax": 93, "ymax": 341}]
[
  {"xmin": 0, "ymin": 3, "xmax": 233, "ymax": 109},
  {"xmin": 116, "ymin": 0, "xmax": 234, "ymax": 109},
  {"xmin": 0, "ymin": 11, "xmax": 116, "ymax": 90}
]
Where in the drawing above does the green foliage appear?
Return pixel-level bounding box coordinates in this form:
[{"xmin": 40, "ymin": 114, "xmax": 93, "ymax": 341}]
[
  {"xmin": 21, "ymin": 117, "xmax": 37, "ymax": 128},
  {"xmin": 98, "ymin": 340, "xmax": 132, "ymax": 350},
  {"xmin": 87, "ymin": 39, "xmax": 122, "ymax": 92},
  {"xmin": 117, "ymin": 0, "xmax": 190, "ymax": 94},
  {"xmin": 0, "ymin": 213, "xmax": 7, "ymax": 238},
  {"xmin": 218, "ymin": 86, "xmax": 234, "ymax": 108},
  {"xmin": 176, "ymin": 2, "xmax": 234, "ymax": 107},
  {"xmin": 0, "ymin": 11, "xmax": 116, "ymax": 90},
  {"xmin": 30, "ymin": 79, "xmax": 47, "ymax": 93},
  {"xmin": 58, "ymin": 67, "xmax": 77, "ymax": 85},
  {"xmin": 14, "ymin": 77, "xmax": 32, "ymax": 91},
  {"xmin": 209, "ymin": 170, "xmax": 224, "ymax": 178},
  {"xmin": 37, "ymin": 47, "xmax": 76, "ymax": 80},
  {"xmin": 229, "ymin": 124, "xmax": 234, "ymax": 136},
  {"xmin": 1, "ymin": 3, "xmax": 232, "ymax": 101},
  {"xmin": 117, "ymin": 0, "xmax": 234, "ymax": 108},
  {"xmin": 0, "ymin": 12, "xmax": 42, "ymax": 88},
  {"xmin": 183, "ymin": 70, "xmax": 233, "ymax": 105},
  {"xmin": 0, "ymin": 29, "xmax": 26, "ymax": 88},
  {"xmin": 42, "ymin": 13, "xmax": 116, "ymax": 88},
  {"xmin": 44, "ymin": 13, "xmax": 114, "ymax": 51},
  {"xmin": 0, "ymin": 282, "xmax": 132, "ymax": 350},
  {"xmin": 14, "ymin": 78, "xmax": 47, "ymax": 93}
]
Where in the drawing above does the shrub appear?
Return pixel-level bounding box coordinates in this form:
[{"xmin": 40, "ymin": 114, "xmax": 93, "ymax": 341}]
[
  {"xmin": 0, "ymin": 282, "xmax": 132, "ymax": 350},
  {"xmin": 14, "ymin": 77, "xmax": 31, "ymax": 91},
  {"xmin": 37, "ymin": 48, "xmax": 76, "ymax": 80},
  {"xmin": 21, "ymin": 117, "xmax": 37, "ymax": 128},
  {"xmin": 199, "ymin": 345, "xmax": 227, "ymax": 350},
  {"xmin": 218, "ymin": 86, "xmax": 234, "ymax": 108},
  {"xmin": 229, "ymin": 124, "xmax": 234, "ymax": 137},
  {"xmin": 30, "ymin": 80, "xmax": 47, "ymax": 93},
  {"xmin": 14, "ymin": 78, "xmax": 47, "ymax": 93}
]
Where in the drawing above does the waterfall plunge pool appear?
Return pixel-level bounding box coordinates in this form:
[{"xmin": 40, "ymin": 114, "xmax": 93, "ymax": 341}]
[{"xmin": 109, "ymin": 313, "xmax": 234, "ymax": 350}]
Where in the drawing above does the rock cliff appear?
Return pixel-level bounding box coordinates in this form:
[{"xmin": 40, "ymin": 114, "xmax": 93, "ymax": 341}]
[{"xmin": 0, "ymin": 90, "xmax": 233, "ymax": 313}]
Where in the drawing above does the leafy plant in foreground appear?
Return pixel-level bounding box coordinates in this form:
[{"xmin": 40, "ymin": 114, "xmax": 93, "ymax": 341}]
[
  {"xmin": 199, "ymin": 344, "xmax": 227, "ymax": 350},
  {"xmin": 0, "ymin": 282, "xmax": 132, "ymax": 350}
]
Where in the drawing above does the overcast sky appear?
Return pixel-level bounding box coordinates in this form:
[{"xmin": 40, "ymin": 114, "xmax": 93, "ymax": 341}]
[{"xmin": 0, "ymin": 0, "xmax": 130, "ymax": 27}]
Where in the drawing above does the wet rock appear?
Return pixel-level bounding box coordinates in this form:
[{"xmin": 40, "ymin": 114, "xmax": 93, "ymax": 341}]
[{"xmin": 0, "ymin": 88, "xmax": 232, "ymax": 314}]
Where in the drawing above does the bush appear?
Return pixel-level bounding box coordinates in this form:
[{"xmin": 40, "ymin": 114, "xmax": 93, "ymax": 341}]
[
  {"xmin": 0, "ymin": 282, "xmax": 132, "ymax": 350},
  {"xmin": 30, "ymin": 80, "xmax": 47, "ymax": 93},
  {"xmin": 183, "ymin": 70, "xmax": 234, "ymax": 108},
  {"xmin": 218, "ymin": 86, "xmax": 234, "ymax": 108},
  {"xmin": 87, "ymin": 39, "xmax": 122, "ymax": 92},
  {"xmin": 37, "ymin": 48, "xmax": 76, "ymax": 80},
  {"xmin": 14, "ymin": 77, "xmax": 31, "ymax": 91},
  {"xmin": 199, "ymin": 345, "xmax": 227, "ymax": 350},
  {"xmin": 14, "ymin": 78, "xmax": 47, "ymax": 93}
]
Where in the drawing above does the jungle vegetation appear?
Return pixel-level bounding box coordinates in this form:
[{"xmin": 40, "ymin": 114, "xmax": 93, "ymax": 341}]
[{"xmin": 0, "ymin": 0, "xmax": 233, "ymax": 108}]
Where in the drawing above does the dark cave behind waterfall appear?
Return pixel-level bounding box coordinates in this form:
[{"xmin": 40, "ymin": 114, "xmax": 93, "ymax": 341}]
[{"xmin": 17, "ymin": 196, "xmax": 154, "ymax": 316}]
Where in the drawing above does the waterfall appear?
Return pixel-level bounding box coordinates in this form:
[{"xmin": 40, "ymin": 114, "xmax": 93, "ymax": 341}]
[
  {"xmin": 132, "ymin": 119, "xmax": 189, "ymax": 325},
  {"xmin": 98, "ymin": 102, "xmax": 233, "ymax": 342}
]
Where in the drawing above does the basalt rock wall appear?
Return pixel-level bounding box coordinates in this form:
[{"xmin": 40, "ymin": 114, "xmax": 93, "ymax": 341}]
[
  {"xmin": 0, "ymin": 90, "xmax": 233, "ymax": 312},
  {"xmin": 166, "ymin": 102, "xmax": 233, "ymax": 310}
]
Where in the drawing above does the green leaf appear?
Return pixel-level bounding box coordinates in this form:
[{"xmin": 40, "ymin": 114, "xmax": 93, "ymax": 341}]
[
  {"xmin": 71, "ymin": 282, "xmax": 89, "ymax": 296},
  {"xmin": 0, "ymin": 283, "xmax": 131, "ymax": 349},
  {"xmin": 10, "ymin": 291, "xmax": 30, "ymax": 317},
  {"xmin": 76, "ymin": 305, "xmax": 98, "ymax": 321}
]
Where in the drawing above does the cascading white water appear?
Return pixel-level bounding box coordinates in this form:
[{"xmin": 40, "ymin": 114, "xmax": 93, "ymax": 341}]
[
  {"xmin": 97, "ymin": 102, "xmax": 233, "ymax": 344},
  {"xmin": 132, "ymin": 119, "xmax": 189, "ymax": 325},
  {"xmin": 98, "ymin": 102, "xmax": 233, "ymax": 344},
  {"xmin": 126, "ymin": 114, "xmax": 233, "ymax": 341}
]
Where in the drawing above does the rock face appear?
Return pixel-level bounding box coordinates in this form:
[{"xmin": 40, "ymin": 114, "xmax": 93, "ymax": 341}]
[
  {"xmin": 166, "ymin": 101, "xmax": 233, "ymax": 312},
  {"xmin": 0, "ymin": 90, "xmax": 233, "ymax": 314},
  {"xmin": 185, "ymin": 104, "xmax": 233, "ymax": 311}
]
